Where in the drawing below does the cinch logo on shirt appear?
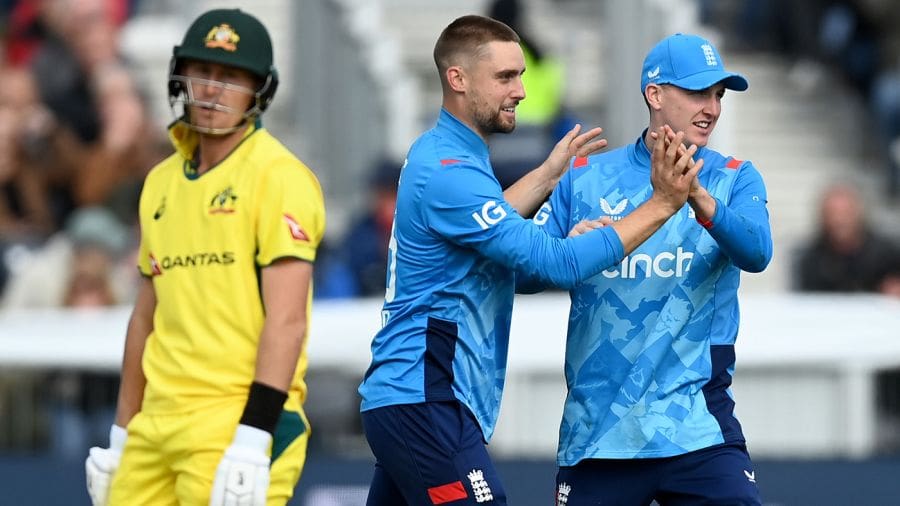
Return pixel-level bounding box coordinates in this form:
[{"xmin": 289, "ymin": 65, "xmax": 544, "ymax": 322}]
[
  {"xmin": 472, "ymin": 200, "xmax": 507, "ymax": 230},
  {"xmin": 602, "ymin": 247, "xmax": 693, "ymax": 279}
]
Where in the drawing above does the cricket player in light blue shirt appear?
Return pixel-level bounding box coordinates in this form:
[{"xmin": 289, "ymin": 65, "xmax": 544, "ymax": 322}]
[
  {"xmin": 528, "ymin": 33, "xmax": 772, "ymax": 506},
  {"xmin": 358, "ymin": 16, "xmax": 701, "ymax": 506}
]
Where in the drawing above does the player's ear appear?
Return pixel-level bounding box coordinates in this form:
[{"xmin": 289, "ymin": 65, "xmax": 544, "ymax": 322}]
[
  {"xmin": 446, "ymin": 65, "xmax": 467, "ymax": 93},
  {"xmin": 645, "ymin": 84, "xmax": 664, "ymax": 111}
]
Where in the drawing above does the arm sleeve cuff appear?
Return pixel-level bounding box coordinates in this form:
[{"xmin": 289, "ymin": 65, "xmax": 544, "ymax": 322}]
[
  {"xmin": 702, "ymin": 197, "xmax": 726, "ymax": 229},
  {"xmin": 569, "ymin": 226, "xmax": 625, "ymax": 280},
  {"xmin": 239, "ymin": 381, "xmax": 288, "ymax": 435}
]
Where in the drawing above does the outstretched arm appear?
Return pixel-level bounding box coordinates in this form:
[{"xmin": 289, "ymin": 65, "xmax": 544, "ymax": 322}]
[
  {"xmin": 511, "ymin": 126, "xmax": 701, "ymax": 291},
  {"xmin": 503, "ymin": 124, "xmax": 606, "ymax": 217}
]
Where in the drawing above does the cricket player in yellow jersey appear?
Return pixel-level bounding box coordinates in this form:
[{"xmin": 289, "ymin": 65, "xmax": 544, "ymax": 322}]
[{"xmin": 84, "ymin": 8, "xmax": 325, "ymax": 506}]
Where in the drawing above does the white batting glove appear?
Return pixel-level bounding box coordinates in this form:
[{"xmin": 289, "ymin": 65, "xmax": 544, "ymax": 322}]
[
  {"xmin": 85, "ymin": 424, "xmax": 128, "ymax": 506},
  {"xmin": 210, "ymin": 424, "xmax": 272, "ymax": 506}
]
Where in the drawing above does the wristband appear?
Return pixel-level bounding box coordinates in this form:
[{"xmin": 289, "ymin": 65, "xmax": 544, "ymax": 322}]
[
  {"xmin": 110, "ymin": 424, "xmax": 128, "ymax": 452},
  {"xmin": 239, "ymin": 381, "xmax": 287, "ymax": 435}
]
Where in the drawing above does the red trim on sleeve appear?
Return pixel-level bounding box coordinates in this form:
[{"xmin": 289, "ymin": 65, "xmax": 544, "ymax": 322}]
[
  {"xmin": 440, "ymin": 159, "xmax": 462, "ymax": 166},
  {"xmin": 725, "ymin": 158, "xmax": 742, "ymax": 169},
  {"xmin": 427, "ymin": 481, "xmax": 468, "ymax": 504},
  {"xmin": 573, "ymin": 157, "xmax": 588, "ymax": 168}
]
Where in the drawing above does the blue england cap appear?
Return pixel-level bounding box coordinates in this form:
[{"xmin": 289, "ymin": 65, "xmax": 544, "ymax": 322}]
[{"xmin": 640, "ymin": 33, "xmax": 748, "ymax": 93}]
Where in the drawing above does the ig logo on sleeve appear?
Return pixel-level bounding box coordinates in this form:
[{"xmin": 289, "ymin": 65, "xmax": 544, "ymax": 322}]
[
  {"xmin": 472, "ymin": 200, "xmax": 507, "ymax": 230},
  {"xmin": 533, "ymin": 202, "xmax": 552, "ymax": 226}
]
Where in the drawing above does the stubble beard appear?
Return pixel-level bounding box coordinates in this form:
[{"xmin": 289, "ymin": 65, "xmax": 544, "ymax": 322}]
[{"xmin": 469, "ymin": 93, "xmax": 515, "ymax": 136}]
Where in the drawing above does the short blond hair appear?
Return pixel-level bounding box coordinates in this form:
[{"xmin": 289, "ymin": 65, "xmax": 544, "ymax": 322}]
[{"xmin": 433, "ymin": 15, "xmax": 519, "ymax": 88}]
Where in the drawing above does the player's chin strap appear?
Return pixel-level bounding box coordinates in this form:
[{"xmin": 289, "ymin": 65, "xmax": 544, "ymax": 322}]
[{"xmin": 176, "ymin": 112, "xmax": 257, "ymax": 136}]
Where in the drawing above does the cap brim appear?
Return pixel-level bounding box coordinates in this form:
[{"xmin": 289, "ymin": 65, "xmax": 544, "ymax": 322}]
[{"xmin": 671, "ymin": 70, "xmax": 749, "ymax": 91}]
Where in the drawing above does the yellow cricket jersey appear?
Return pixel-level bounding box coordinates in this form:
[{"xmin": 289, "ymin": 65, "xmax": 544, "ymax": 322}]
[{"xmin": 137, "ymin": 121, "xmax": 325, "ymax": 415}]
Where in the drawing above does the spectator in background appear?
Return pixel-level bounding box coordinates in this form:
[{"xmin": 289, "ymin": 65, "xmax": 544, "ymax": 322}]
[
  {"xmin": 796, "ymin": 182, "xmax": 900, "ymax": 294},
  {"xmin": 0, "ymin": 0, "xmax": 161, "ymax": 232},
  {"xmin": 870, "ymin": 65, "xmax": 900, "ymax": 196},
  {"xmin": 0, "ymin": 64, "xmax": 55, "ymax": 242},
  {"xmin": 1, "ymin": 206, "xmax": 134, "ymax": 309},
  {"xmin": 486, "ymin": 0, "xmax": 576, "ymax": 189},
  {"xmin": 54, "ymin": 208, "xmax": 133, "ymax": 459},
  {"xmin": 0, "ymin": 0, "xmax": 162, "ymax": 294},
  {"xmin": 27, "ymin": 0, "xmax": 158, "ymax": 226},
  {"xmin": 866, "ymin": 0, "xmax": 900, "ymax": 197},
  {"xmin": 710, "ymin": 0, "xmax": 900, "ymax": 197},
  {"xmin": 315, "ymin": 159, "xmax": 400, "ymax": 299},
  {"xmin": 0, "ymin": 206, "xmax": 134, "ymax": 458}
]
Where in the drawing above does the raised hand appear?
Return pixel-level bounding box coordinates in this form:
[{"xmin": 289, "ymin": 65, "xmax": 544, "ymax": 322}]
[
  {"xmin": 651, "ymin": 125, "xmax": 716, "ymax": 219},
  {"xmin": 543, "ymin": 124, "xmax": 607, "ymax": 179},
  {"xmin": 649, "ymin": 126, "xmax": 702, "ymax": 213},
  {"xmin": 567, "ymin": 216, "xmax": 614, "ymax": 238}
]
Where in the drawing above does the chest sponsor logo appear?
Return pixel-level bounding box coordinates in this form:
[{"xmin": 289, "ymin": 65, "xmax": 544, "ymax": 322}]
[
  {"xmin": 603, "ymin": 247, "xmax": 694, "ymax": 279},
  {"xmin": 209, "ymin": 186, "xmax": 238, "ymax": 214},
  {"xmin": 148, "ymin": 251, "xmax": 236, "ymax": 272},
  {"xmin": 600, "ymin": 198, "xmax": 628, "ymax": 220},
  {"xmin": 472, "ymin": 200, "xmax": 507, "ymax": 230}
]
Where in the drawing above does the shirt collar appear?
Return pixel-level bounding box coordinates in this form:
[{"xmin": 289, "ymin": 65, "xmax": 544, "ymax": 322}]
[
  {"xmin": 436, "ymin": 108, "xmax": 490, "ymax": 159},
  {"xmin": 168, "ymin": 118, "xmax": 262, "ymax": 179}
]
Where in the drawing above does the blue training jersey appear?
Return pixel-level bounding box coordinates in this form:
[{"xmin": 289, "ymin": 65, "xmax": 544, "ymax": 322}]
[
  {"xmin": 532, "ymin": 134, "xmax": 773, "ymax": 464},
  {"xmin": 358, "ymin": 109, "xmax": 625, "ymax": 442}
]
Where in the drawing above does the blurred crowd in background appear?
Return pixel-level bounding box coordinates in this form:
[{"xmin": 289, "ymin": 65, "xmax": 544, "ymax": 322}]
[
  {"xmin": 0, "ymin": 0, "xmax": 899, "ymax": 457},
  {"xmin": 703, "ymin": 0, "xmax": 900, "ymax": 196}
]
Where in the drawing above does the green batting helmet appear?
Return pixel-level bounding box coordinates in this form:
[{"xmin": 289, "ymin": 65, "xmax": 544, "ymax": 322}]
[{"xmin": 169, "ymin": 8, "xmax": 278, "ymax": 113}]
